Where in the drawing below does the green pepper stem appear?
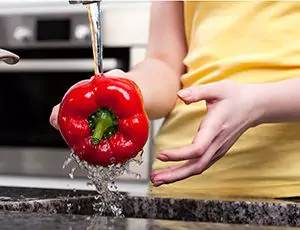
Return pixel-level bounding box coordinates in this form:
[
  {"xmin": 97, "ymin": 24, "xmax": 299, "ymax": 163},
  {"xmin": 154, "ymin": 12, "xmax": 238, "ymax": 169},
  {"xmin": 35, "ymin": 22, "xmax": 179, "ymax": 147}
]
[{"xmin": 91, "ymin": 109, "xmax": 114, "ymax": 145}]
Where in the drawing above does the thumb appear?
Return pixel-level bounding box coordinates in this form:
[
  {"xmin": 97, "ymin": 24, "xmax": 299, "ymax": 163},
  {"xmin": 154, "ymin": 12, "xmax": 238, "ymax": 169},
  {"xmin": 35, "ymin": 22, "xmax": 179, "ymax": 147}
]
[
  {"xmin": 50, "ymin": 104, "xmax": 60, "ymax": 130},
  {"xmin": 177, "ymin": 83, "xmax": 223, "ymax": 104},
  {"xmin": 104, "ymin": 69, "xmax": 127, "ymax": 78}
]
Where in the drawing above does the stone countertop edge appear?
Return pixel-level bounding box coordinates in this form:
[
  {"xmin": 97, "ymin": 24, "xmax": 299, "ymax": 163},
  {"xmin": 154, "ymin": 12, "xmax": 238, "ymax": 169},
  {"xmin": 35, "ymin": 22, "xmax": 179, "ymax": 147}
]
[{"xmin": 0, "ymin": 194, "xmax": 300, "ymax": 228}]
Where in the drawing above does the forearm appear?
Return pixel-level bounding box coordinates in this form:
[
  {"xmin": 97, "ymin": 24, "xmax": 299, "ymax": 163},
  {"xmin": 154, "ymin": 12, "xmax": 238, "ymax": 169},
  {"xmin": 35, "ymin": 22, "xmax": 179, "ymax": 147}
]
[
  {"xmin": 127, "ymin": 58, "xmax": 182, "ymax": 120},
  {"xmin": 255, "ymin": 77, "xmax": 300, "ymax": 125}
]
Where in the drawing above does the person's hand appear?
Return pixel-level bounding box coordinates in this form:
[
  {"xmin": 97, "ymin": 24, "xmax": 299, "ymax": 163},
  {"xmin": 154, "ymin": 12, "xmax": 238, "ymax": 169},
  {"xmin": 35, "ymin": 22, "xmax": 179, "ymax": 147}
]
[
  {"xmin": 49, "ymin": 104, "xmax": 60, "ymax": 130},
  {"xmin": 151, "ymin": 80, "xmax": 263, "ymax": 187},
  {"xmin": 49, "ymin": 69, "xmax": 128, "ymax": 130}
]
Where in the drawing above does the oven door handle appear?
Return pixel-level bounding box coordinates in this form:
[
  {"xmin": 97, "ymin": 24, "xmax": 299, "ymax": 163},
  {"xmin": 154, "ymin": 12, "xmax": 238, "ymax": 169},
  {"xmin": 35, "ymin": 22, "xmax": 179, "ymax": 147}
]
[{"xmin": 0, "ymin": 58, "xmax": 121, "ymax": 72}]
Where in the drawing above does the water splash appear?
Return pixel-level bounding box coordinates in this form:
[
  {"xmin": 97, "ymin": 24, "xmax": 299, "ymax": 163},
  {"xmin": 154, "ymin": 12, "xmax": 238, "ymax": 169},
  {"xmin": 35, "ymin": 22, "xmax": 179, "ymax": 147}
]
[
  {"xmin": 62, "ymin": 149, "xmax": 144, "ymax": 218},
  {"xmin": 72, "ymin": 154, "xmax": 126, "ymax": 217}
]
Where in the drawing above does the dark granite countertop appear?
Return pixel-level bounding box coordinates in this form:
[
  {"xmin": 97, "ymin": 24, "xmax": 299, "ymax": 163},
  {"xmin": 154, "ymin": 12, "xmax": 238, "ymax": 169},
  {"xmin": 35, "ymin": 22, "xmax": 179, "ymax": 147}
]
[
  {"xmin": 0, "ymin": 211, "xmax": 298, "ymax": 230},
  {"xmin": 0, "ymin": 186, "xmax": 299, "ymax": 228}
]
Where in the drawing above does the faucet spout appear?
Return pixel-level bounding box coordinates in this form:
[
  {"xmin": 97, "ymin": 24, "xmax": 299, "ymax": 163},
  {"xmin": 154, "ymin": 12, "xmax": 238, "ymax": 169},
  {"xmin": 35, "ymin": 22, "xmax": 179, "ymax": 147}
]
[{"xmin": 68, "ymin": 0, "xmax": 100, "ymax": 5}]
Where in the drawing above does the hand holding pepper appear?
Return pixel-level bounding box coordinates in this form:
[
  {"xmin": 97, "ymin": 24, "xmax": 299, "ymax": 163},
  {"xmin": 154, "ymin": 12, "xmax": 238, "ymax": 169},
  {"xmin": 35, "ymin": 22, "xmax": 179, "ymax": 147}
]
[{"xmin": 53, "ymin": 73, "xmax": 149, "ymax": 167}]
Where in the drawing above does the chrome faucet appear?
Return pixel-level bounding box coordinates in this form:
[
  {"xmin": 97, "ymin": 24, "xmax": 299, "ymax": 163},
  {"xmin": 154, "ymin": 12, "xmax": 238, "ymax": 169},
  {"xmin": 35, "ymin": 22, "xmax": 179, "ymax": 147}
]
[{"xmin": 68, "ymin": 0, "xmax": 104, "ymax": 74}]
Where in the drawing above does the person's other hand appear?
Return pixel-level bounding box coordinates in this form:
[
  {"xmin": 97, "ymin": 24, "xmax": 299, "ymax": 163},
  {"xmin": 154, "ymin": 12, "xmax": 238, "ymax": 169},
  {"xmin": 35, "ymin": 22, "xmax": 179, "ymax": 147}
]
[
  {"xmin": 151, "ymin": 80, "xmax": 263, "ymax": 187},
  {"xmin": 49, "ymin": 69, "xmax": 128, "ymax": 130}
]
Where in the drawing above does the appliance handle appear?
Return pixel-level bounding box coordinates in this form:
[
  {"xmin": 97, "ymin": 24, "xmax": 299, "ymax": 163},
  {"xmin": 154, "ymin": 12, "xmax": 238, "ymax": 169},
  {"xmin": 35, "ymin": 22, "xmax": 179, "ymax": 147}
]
[{"xmin": 0, "ymin": 58, "xmax": 120, "ymax": 72}]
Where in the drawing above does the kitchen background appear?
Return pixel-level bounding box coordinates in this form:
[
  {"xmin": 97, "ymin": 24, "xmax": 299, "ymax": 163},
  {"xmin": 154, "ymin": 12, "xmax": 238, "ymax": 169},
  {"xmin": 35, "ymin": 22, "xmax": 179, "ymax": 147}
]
[{"xmin": 0, "ymin": 0, "xmax": 164, "ymax": 195}]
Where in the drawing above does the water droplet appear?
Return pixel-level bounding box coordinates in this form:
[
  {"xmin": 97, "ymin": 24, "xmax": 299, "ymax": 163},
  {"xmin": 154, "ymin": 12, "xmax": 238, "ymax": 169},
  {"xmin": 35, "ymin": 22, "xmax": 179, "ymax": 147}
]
[
  {"xmin": 68, "ymin": 167, "xmax": 76, "ymax": 179},
  {"xmin": 87, "ymin": 182, "xmax": 94, "ymax": 188},
  {"xmin": 109, "ymin": 157, "xmax": 116, "ymax": 164},
  {"xmin": 63, "ymin": 156, "xmax": 73, "ymax": 169},
  {"xmin": 136, "ymin": 174, "xmax": 141, "ymax": 179},
  {"xmin": 67, "ymin": 203, "xmax": 72, "ymax": 213}
]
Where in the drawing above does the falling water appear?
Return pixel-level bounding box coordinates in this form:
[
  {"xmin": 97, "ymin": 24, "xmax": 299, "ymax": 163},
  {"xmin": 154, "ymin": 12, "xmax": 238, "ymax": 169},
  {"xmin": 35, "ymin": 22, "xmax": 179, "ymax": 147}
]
[
  {"xmin": 87, "ymin": 2, "xmax": 103, "ymax": 75},
  {"xmin": 62, "ymin": 149, "xmax": 143, "ymax": 217}
]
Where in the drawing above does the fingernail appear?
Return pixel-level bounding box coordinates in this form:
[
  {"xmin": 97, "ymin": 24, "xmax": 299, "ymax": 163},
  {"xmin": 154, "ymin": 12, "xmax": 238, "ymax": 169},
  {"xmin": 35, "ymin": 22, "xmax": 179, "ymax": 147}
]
[
  {"xmin": 158, "ymin": 154, "xmax": 168, "ymax": 161},
  {"xmin": 154, "ymin": 180, "xmax": 164, "ymax": 187},
  {"xmin": 178, "ymin": 89, "xmax": 191, "ymax": 98},
  {"xmin": 151, "ymin": 172, "xmax": 159, "ymax": 178}
]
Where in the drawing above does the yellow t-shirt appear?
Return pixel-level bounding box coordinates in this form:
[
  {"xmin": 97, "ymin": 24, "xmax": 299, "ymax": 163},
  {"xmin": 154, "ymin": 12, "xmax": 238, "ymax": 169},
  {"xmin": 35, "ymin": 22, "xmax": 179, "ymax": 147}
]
[{"xmin": 151, "ymin": 1, "xmax": 300, "ymax": 198}]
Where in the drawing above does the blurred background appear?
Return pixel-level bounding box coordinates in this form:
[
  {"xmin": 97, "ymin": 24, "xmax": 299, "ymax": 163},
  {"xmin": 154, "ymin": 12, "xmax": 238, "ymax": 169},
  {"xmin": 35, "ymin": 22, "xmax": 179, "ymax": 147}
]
[{"xmin": 0, "ymin": 0, "xmax": 163, "ymax": 194}]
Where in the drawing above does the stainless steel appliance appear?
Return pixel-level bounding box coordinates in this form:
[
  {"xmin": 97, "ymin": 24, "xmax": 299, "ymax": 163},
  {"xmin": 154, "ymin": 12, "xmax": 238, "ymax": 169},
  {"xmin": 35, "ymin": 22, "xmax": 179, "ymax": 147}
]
[{"xmin": 0, "ymin": 2, "xmax": 153, "ymax": 192}]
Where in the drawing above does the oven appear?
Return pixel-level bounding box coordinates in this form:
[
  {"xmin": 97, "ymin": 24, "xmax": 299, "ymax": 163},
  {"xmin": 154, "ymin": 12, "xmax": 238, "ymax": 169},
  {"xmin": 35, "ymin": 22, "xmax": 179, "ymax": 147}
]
[{"xmin": 0, "ymin": 3, "xmax": 153, "ymax": 192}]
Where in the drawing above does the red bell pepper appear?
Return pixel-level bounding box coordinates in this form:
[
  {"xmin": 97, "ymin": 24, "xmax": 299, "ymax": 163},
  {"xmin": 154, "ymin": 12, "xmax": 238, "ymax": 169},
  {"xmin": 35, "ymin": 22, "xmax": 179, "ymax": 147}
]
[{"xmin": 57, "ymin": 74, "xmax": 149, "ymax": 167}]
